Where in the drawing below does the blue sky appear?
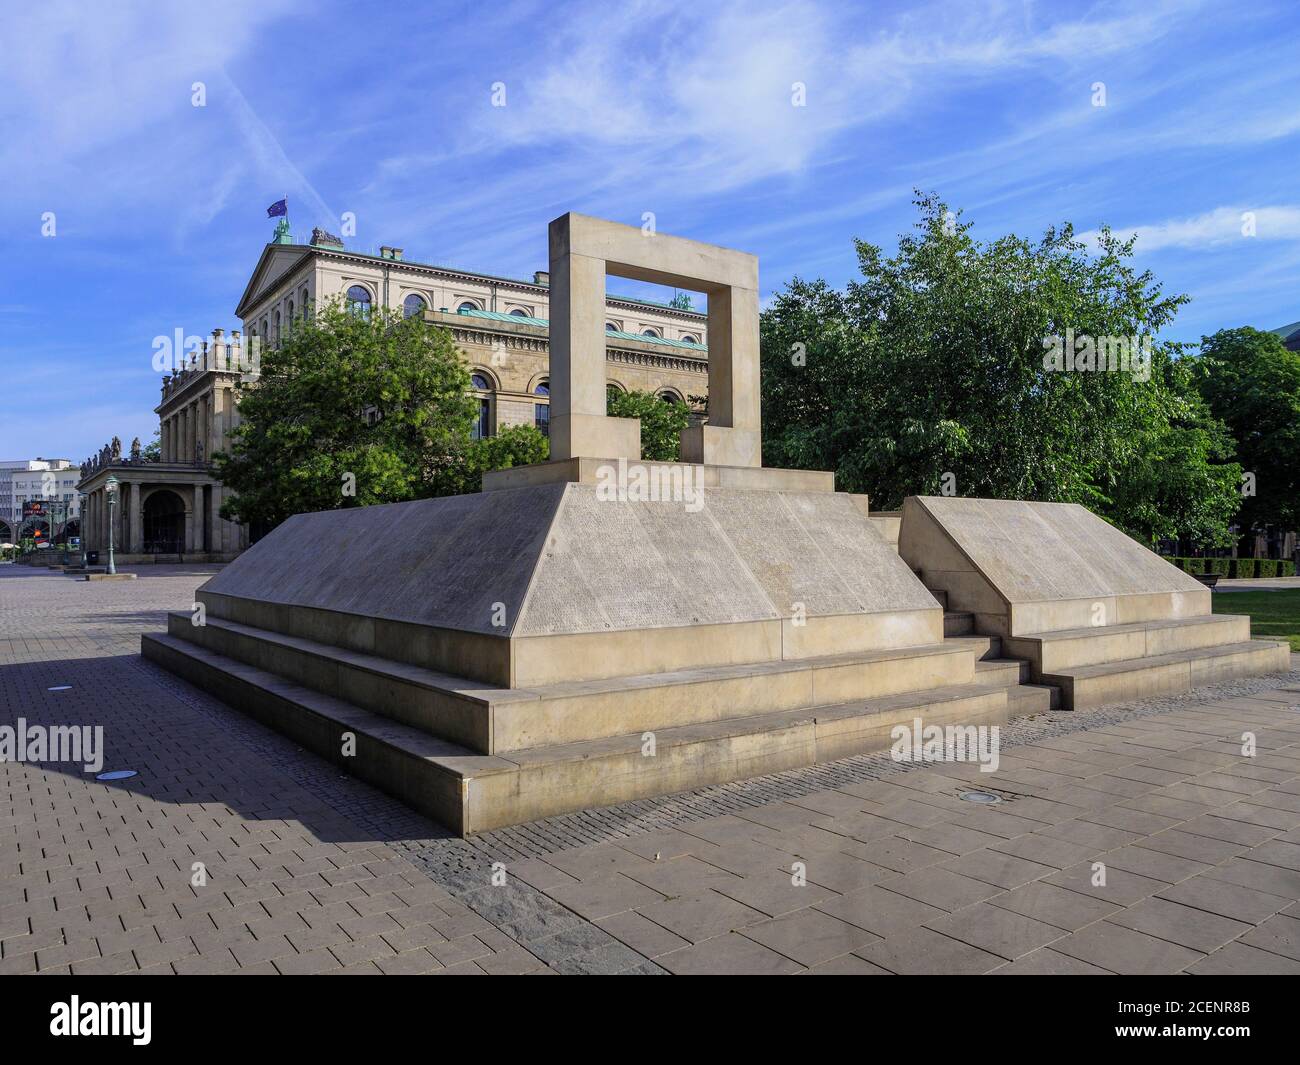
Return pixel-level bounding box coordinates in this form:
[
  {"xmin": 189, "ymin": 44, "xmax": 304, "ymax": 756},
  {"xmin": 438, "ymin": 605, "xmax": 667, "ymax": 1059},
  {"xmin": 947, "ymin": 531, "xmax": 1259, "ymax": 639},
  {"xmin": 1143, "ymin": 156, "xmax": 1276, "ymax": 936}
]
[{"xmin": 2, "ymin": 0, "xmax": 1298, "ymax": 461}]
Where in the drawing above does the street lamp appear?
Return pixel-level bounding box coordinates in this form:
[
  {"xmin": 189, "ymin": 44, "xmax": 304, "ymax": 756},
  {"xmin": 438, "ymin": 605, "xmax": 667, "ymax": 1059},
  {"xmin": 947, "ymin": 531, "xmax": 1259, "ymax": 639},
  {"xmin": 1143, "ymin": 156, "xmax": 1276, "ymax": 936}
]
[{"xmin": 105, "ymin": 475, "xmax": 119, "ymax": 575}]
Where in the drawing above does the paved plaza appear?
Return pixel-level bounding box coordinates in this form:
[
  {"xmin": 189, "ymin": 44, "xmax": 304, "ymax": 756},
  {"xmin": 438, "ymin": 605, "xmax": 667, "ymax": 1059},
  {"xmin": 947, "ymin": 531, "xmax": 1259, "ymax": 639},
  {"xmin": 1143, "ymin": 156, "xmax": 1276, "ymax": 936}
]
[{"xmin": 2, "ymin": 564, "xmax": 1300, "ymax": 975}]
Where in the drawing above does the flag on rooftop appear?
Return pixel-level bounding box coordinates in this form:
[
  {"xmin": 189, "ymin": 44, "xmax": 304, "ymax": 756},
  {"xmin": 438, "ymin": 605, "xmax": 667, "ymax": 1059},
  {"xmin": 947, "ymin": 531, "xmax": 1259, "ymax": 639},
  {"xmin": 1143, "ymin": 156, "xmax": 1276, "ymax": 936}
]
[{"xmin": 266, "ymin": 198, "xmax": 287, "ymax": 218}]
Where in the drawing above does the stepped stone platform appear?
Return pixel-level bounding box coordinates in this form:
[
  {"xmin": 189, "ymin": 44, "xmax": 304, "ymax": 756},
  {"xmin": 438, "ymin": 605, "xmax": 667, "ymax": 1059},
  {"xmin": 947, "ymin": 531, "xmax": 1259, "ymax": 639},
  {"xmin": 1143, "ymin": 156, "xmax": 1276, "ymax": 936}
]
[
  {"xmin": 142, "ymin": 479, "xmax": 1058, "ymax": 834},
  {"xmin": 900, "ymin": 496, "xmax": 1290, "ymax": 709}
]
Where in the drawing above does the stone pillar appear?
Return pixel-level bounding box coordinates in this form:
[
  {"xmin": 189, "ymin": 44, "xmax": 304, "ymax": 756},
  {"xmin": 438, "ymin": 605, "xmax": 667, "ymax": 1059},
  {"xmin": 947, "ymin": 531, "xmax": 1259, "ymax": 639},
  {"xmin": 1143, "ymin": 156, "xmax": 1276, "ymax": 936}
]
[
  {"xmin": 207, "ymin": 485, "xmax": 222, "ymax": 557},
  {"xmin": 196, "ymin": 483, "xmax": 206, "ymax": 553},
  {"xmin": 546, "ymin": 212, "xmax": 761, "ymax": 466},
  {"xmin": 128, "ymin": 482, "xmax": 142, "ymax": 556}
]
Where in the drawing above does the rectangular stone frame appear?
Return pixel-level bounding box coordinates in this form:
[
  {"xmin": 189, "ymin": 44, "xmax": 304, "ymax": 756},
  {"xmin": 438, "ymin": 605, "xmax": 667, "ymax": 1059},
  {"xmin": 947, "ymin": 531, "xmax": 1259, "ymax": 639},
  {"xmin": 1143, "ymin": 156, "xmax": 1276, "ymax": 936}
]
[{"xmin": 547, "ymin": 212, "xmax": 761, "ymax": 466}]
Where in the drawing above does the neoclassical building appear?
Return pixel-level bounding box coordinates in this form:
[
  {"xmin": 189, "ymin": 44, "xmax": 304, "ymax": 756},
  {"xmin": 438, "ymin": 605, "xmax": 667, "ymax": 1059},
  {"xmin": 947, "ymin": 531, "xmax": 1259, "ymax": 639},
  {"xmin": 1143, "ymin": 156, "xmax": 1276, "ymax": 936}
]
[
  {"xmin": 77, "ymin": 221, "xmax": 711, "ymax": 561},
  {"xmin": 78, "ymin": 339, "xmax": 252, "ymax": 563},
  {"xmin": 237, "ymin": 223, "xmax": 710, "ymax": 437}
]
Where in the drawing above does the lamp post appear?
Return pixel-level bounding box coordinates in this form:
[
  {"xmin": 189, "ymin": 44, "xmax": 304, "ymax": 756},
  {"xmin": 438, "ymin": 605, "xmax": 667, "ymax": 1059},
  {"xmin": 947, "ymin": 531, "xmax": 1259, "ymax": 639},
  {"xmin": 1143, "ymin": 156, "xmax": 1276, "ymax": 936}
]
[{"xmin": 105, "ymin": 475, "xmax": 119, "ymax": 575}]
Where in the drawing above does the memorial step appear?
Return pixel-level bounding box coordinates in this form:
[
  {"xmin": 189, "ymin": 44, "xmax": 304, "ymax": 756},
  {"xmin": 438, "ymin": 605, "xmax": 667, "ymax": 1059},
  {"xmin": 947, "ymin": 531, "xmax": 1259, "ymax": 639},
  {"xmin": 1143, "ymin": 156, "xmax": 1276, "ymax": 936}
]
[
  {"xmin": 1040, "ymin": 639, "xmax": 1290, "ymax": 710},
  {"xmin": 164, "ymin": 612, "xmax": 984, "ymax": 754},
  {"xmin": 943, "ymin": 610, "xmax": 974, "ymax": 636},
  {"xmin": 1002, "ymin": 614, "xmax": 1254, "ymax": 674},
  {"xmin": 141, "ymin": 633, "xmax": 1024, "ymax": 836}
]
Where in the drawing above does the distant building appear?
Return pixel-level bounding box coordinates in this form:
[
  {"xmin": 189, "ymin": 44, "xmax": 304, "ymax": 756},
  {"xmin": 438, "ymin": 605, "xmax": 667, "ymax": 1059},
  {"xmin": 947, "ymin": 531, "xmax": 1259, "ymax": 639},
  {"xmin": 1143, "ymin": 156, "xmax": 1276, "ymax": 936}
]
[
  {"xmin": 237, "ymin": 221, "xmax": 709, "ymax": 437},
  {"xmin": 1269, "ymin": 320, "xmax": 1300, "ymax": 351},
  {"xmin": 78, "ymin": 220, "xmax": 714, "ymax": 561},
  {"xmin": 77, "ymin": 357, "xmax": 250, "ymax": 563},
  {"xmin": 0, "ymin": 458, "xmax": 81, "ymax": 544}
]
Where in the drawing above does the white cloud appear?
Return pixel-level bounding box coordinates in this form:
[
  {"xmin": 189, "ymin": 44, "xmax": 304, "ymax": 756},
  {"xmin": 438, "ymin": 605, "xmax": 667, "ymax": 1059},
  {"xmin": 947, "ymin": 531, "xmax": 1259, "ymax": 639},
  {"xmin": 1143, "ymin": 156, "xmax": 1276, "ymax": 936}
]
[{"xmin": 1081, "ymin": 206, "xmax": 1300, "ymax": 251}]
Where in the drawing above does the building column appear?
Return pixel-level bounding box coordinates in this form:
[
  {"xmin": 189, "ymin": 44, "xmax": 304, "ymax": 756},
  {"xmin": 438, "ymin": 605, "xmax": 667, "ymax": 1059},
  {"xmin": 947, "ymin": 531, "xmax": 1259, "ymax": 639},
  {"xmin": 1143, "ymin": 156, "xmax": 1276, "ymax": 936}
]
[
  {"xmin": 128, "ymin": 482, "xmax": 142, "ymax": 555},
  {"xmin": 162, "ymin": 418, "xmax": 171, "ymax": 462},
  {"xmin": 207, "ymin": 485, "xmax": 221, "ymax": 558},
  {"xmin": 196, "ymin": 484, "xmax": 207, "ymax": 552}
]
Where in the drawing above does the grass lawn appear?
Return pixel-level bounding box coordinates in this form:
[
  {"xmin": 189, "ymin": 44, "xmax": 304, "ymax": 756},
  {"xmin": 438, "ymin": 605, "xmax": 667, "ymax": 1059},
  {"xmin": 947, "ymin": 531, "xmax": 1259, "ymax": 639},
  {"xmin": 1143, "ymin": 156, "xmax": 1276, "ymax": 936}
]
[{"xmin": 1213, "ymin": 590, "xmax": 1300, "ymax": 652}]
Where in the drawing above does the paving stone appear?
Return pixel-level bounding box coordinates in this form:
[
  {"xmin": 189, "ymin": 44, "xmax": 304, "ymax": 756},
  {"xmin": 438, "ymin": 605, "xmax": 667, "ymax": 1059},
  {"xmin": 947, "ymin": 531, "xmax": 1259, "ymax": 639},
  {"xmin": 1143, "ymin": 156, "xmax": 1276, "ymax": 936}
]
[
  {"xmin": 988, "ymin": 948, "xmax": 1111, "ymax": 974},
  {"xmin": 1184, "ymin": 942, "xmax": 1300, "ymax": 975},
  {"xmin": 814, "ymin": 884, "xmax": 946, "ymax": 938},
  {"xmin": 658, "ymin": 933, "xmax": 803, "ymax": 975},
  {"xmin": 636, "ymin": 891, "xmax": 767, "ymax": 944},
  {"xmin": 710, "ymin": 868, "xmax": 836, "ymax": 917},
  {"xmin": 1044, "ymin": 861, "xmax": 1168, "ymax": 906},
  {"xmin": 799, "ymin": 953, "xmax": 892, "ymax": 974},
  {"xmin": 1155, "ymin": 875, "xmax": 1291, "ymax": 925},
  {"xmin": 739, "ymin": 908, "xmax": 878, "ymax": 967},
  {"xmin": 876, "ymin": 867, "xmax": 1003, "ymax": 912},
  {"xmin": 1239, "ymin": 914, "xmax": 1300, "ymax": 961},
  {"xmin": 1050, "ymin": 921, "xmax": 1203, "ymax": 974},
  {"xmin": 926, "ymin": 903, "xmax": 1066, "ymax": 960},
  {"xmin": 543, "ymin": 874, "xmax": 667, "ymax": 920},
  {"xmin": 986, "ymin": 880, "xmax": 1122, "ymax": 931},
  {"xmin": 1103, "ymin": 896, "xmax": 1252, "ymax": 953},
  {"xmin": 596, "ymin": 911, "xmax": 692, "ymax": 958},
  {"xmin": 855, "ymin": 926, "xmax": 1005, "ymax": 975},
  {"xmin": 936, "ymin": 848, "xmax": 1055, "ymax": 890}
]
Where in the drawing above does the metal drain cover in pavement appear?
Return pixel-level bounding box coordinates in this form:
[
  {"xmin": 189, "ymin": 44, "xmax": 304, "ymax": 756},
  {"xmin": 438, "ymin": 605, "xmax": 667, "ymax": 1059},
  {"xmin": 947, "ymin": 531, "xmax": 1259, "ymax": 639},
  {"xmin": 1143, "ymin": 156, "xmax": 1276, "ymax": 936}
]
[
  {"xmin": 960, "ymin": 790, "xmax": 1002, "ymax": 804},
  {"xmin": 96, "ymin": 770, "xmax": 138, "ymax": 781}
]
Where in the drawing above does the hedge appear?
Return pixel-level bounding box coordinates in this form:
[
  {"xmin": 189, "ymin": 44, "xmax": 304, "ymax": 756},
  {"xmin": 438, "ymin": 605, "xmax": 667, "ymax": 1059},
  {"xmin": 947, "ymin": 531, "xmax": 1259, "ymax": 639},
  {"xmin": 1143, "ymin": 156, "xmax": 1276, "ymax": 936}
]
[{"xmin": 1162, "ymin": 557, "xmax": 1296, "ymax": 578}]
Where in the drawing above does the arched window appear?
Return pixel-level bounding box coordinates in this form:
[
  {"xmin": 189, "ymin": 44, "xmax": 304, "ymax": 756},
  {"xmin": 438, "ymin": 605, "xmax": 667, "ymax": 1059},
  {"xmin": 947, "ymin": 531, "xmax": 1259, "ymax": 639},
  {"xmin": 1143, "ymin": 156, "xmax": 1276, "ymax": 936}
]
[
  {"xmin": 274, "ymin": 310, "xmax": 281, "ymax": 344},
  {"xmin": 533, "ymin": 379, "xmax": 549, "ymax": 437},
  {"xmin": 457, "ymin": 301, "xmax": 480, "ymax": 313},
  {"xmin": 605, "ymin": 322, "xmax": 619, "ymax": 332},
  {"xmin": 658, "ymin": 390, "xmax": 681, "ymax": 404},
  {"xmin": 510, "ymin": 308, "xmax": 532, "ymax": 318},
  {"xmin": 347, "ymin": 285, "xmax": 372, "ymax": 316},
  {"xmin": 403, "ymin": 293, "xmax": 427, "ymax": 318},
  {"xmin": 642, "ymin": 327, "xmax": 661, "ymax": 338},
  {"xmin": 287, "ymin": 299, "xmax": 294, "ymax": 323},
  {"xmin": 300, "ymin": 286, "xmax": 309, "ymax": 313},
  {"xmin": 261, "ymin": 317, "xmax": 269, "ymax": 342},
  {"xmin": 471, "ymin": 373, "xmax": 491, "ymax": 390},
  {"xmin": 681, "ymin": 334, "xmax": 698, "ymax": 344}
]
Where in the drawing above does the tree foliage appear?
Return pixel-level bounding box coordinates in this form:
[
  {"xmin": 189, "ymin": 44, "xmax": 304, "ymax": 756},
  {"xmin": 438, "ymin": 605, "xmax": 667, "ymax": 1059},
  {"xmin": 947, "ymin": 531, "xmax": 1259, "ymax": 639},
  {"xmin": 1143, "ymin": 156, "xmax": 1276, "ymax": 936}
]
[
  {"xmin": 760, "ymin": 192, "xmax": 1242, "ymax": 547},
  {"xmin": 1194, "ymin": 327, "xmax": 1300, "ymax": 534},
  {"xmin": 430, "ymin": 424, "xmax": 550, "ymax": 497},
  {"xmin": 607, "ymin": 389, "xmax": 692, "ymax": 462},
  {"xmin": 215, "ymin": 299, "xmax": 477, "ymax": 529}
]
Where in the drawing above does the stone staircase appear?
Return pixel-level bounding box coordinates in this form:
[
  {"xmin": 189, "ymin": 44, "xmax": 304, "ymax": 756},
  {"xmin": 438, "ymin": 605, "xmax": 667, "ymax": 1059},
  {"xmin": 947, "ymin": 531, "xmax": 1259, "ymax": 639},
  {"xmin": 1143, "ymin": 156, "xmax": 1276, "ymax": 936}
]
[
  {"xmin": 144, "ymin": 605, "xmax": 1040, "ymax": 835},
  {"xmin": 1001, "ymin": 615, "xmax": 1287, "ymax": 708},
  {"xmin": 917, "ymin": 571, "xmax": 1287, "ymax": 711}
]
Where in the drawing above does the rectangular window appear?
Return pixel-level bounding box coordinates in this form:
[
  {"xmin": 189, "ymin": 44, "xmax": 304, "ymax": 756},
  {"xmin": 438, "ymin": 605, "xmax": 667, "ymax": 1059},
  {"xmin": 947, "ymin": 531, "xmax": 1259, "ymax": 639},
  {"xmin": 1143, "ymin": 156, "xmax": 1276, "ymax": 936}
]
[
  {"xmin": 472, "ymin": 397, "xmax": 491, "ymax": 441},
  {"xmin": 534, "ymin": 403, "xmax": 550, "ymax": 437}
]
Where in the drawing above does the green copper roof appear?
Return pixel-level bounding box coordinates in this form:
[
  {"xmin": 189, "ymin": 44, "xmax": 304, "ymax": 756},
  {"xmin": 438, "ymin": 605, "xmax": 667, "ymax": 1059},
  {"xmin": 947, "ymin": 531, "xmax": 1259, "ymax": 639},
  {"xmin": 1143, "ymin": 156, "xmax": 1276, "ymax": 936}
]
[{"xmin": 452, "ymin": 307, "xmax": 707, "ymax": 351}]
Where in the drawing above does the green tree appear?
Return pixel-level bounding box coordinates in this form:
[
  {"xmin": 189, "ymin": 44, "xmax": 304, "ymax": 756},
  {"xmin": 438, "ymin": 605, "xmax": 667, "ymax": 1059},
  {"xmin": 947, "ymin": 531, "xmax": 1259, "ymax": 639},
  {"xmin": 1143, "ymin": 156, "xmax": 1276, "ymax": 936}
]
[
  {"xmin": 215, "ymin": 298, "xmax": 477, "ymax": 529},
  {"xmin": 607, "ymin": 389, "xmax": 692, "ymax": 461},
  {"xmin": 760, "ymin": 192, "xmax": 1242, "ymax": 545},
  {"xmin": 140, "ymin": 428, "xmax": 161, "ymax": 462},
  {"xmin": 1195, "ymin": 327, "xmax": 1300, "ymax": 540},
  {"xmin": 430, "ymin": 424, "xmax": 550, "ymax": 496}
]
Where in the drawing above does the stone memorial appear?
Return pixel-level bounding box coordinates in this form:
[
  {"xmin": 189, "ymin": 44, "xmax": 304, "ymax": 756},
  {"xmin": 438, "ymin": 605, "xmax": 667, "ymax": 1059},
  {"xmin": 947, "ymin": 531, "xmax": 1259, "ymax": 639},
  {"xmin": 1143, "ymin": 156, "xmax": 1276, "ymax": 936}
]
[{"xmin": 143, "ymin": 214, "xmax": 1289, "ymax": 834}]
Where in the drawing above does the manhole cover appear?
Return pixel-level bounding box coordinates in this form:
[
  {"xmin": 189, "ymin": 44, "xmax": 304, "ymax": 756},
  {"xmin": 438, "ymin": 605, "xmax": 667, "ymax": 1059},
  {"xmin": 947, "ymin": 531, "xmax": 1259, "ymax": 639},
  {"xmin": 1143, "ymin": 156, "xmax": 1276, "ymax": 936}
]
[
  {"xmin": 960, "ymin": 790, "xmax": 1002, "ymax": 804},
  {"xmin": 96, "ymin": 770, "xmax": 138, "ymax": 781}
]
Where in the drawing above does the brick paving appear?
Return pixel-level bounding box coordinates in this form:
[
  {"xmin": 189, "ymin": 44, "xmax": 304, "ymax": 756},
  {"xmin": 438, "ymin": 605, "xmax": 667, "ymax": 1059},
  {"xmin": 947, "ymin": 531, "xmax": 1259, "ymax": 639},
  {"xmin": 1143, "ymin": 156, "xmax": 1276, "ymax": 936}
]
[{"xmin": 2, "ymin": 563, "xmax": 1299, "ymax": 974}]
